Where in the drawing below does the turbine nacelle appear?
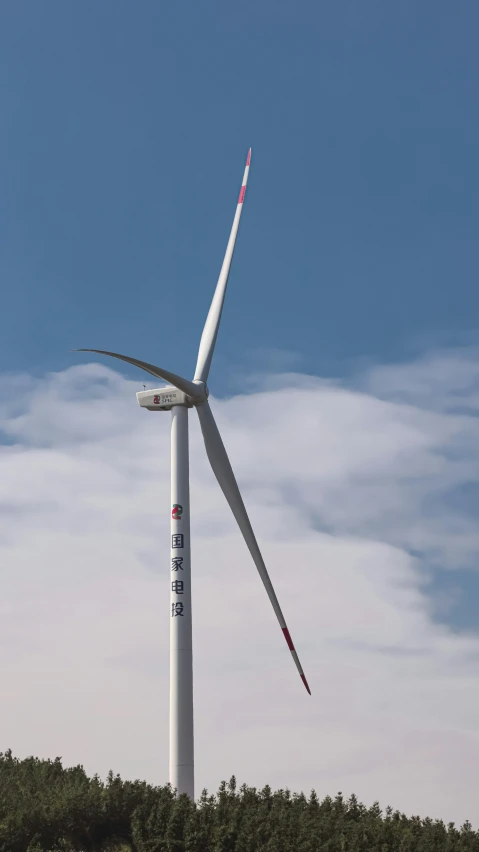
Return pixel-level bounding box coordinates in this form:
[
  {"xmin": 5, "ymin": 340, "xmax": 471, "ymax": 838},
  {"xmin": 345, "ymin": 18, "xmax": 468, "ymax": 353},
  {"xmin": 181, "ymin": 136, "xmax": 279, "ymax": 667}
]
[
  {"xmin": 137, "ymin": 386, "xmax": 193, "ymax": 411},
  {"xmin": 137, "ymin": 381, "xmax": 208, "ymax": 410}
]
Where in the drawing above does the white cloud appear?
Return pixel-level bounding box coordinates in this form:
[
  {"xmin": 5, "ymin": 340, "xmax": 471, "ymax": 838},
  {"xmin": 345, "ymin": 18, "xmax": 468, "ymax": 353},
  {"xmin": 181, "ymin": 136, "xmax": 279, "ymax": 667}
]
[{"xmin": 1, "ymin": 353, "xmax": 479, "ymax": 824}]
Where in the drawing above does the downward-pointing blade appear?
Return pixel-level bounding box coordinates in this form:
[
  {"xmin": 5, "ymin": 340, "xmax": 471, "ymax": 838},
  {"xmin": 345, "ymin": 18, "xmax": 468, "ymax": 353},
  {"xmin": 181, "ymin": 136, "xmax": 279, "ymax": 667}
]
[
  {"xmin": 194, "ymin": 149, "xmax": 252, "ymax": 385},
  {"xmin": 196, "ymin": 400, "xmax": 311, "ymax": 694},
  {"xmin": 72, "ymin": 349, "xmax": 203, "ymax": 400}
]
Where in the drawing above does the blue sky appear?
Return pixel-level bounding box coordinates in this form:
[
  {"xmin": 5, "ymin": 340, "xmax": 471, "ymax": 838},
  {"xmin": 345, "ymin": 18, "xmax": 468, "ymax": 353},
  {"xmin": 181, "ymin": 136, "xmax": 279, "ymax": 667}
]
[
  {"xmin": 1, "ymin": 0, "xmax": 478, "ymax": 384},
  {"xmin": 2, "ymin": 0, "xmax": 479, "ymax": 818}
]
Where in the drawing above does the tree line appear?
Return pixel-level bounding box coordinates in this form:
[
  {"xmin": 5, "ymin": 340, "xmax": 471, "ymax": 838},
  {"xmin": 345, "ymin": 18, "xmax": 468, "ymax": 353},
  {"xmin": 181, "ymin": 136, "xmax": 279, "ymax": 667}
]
[{"xmin": 0, "ymin": 750, "xmax": 477, "ymax": 852}]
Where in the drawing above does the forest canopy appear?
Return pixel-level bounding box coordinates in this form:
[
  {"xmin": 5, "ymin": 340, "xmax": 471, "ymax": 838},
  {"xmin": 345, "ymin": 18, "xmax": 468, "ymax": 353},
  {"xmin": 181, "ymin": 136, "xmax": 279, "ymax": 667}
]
[{"xmin": 0, "ymin": 750, "xmax": 477, "ymax": 852}]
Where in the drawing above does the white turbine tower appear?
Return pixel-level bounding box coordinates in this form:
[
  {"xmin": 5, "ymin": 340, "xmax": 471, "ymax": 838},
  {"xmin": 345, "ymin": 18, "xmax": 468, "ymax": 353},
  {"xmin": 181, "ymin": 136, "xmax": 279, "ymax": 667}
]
[{"xmin": 74, "ymin": 149, "xmax": 310, "ymax": 800}]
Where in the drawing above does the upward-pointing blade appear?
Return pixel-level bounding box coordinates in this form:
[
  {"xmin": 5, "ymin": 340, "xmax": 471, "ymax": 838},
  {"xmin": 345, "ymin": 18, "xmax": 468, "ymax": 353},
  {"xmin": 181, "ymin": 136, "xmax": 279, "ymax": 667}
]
[
  {"xmin": 194, "ymin": 149, "xmax": 252, "ymax": 385},
  {"xmin": 72, "ymin": 350, "xmax": 203, "ymax": 401},
  {"xmin": 196, "ymin": 400, "xmax": 311, "ymax": 694}
]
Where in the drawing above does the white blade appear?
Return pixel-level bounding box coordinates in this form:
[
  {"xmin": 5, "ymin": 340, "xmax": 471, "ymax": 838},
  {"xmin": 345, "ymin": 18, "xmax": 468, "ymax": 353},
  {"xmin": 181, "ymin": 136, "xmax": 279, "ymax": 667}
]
[
  {"xmin": 194, "ymin": 149, "xmax": 252, "ymax": 384},
  {"xmin": 196, "ymin": 400, "xmax": 311, "ymax": 694},
  {"xmin": 72, "ymin": 349, "xmax": 203, "ymax": 401}
]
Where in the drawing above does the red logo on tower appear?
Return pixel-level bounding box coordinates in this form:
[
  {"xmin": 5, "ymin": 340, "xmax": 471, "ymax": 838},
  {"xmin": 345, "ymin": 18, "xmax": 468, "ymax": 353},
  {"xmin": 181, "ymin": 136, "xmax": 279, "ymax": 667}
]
[{"xmin": 172, "ymin": 504, "xmax": 183, "ymax": 521}]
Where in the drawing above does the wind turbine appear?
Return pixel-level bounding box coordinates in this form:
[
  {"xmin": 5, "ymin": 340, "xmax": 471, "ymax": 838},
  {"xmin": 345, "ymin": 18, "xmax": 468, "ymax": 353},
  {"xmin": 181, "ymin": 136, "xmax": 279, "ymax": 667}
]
[{"xmin": 74, "ymin": 149, "xmax": 310, "ymax": 800}]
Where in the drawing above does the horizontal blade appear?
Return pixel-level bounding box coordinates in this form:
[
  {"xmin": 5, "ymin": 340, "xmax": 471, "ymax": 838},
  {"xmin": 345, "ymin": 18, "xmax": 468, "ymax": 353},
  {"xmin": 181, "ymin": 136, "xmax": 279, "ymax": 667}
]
[
  {"xmin": 196, "ymin": 400, "xmax": 311, "ymax": 694},
  {"xmin": 72, "ymin": 349, "xmax": 203, "ymax": 400},
  {"xmin": 194, "ymin": 149, "xmax": 251, "ymax": 385}
]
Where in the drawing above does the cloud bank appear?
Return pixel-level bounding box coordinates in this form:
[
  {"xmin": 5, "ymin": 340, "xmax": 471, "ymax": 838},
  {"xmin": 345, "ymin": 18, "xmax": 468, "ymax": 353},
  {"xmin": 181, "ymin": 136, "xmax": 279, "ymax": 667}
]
[{"xmin": 1, "ymin": 350, "xmax": 479, "ymax": 825}]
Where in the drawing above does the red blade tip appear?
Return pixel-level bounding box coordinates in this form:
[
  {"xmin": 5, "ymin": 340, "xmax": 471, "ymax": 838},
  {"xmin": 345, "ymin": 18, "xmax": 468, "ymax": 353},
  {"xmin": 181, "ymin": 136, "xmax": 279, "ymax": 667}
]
[
  {"xmin": 246, "ymin": 148, "xmax": 251, "ymax": 166},
  {"xmin": 301, "ymin": 674, "xmax": 311, "ymax": 695},
  {"xmin": 281, "ymin": 628, "xmax": 309, "ymax": 694}
]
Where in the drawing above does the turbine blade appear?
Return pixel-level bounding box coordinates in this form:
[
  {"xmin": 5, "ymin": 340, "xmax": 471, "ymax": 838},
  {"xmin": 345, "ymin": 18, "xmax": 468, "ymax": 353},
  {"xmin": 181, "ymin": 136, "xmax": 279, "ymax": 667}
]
[
  {"xmin": 194, "ymin": 149, "xmax": 252, "ymax": 384},
  {"xmin": 72, "ymin": 349, "xmax": 203, "ymax": 400},
  {"xmin": 196, "ymin": 400, "xmax": 311, "ymax": 694}
]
